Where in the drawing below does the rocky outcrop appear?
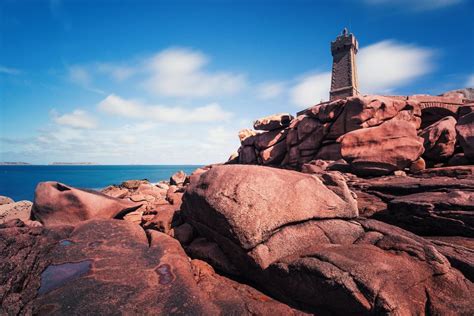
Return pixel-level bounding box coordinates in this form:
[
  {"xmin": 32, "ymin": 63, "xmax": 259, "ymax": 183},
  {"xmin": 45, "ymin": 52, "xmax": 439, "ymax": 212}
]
[
  {"xmin": 32, "ymin": 182, "xmax": 142, "ymax": 226},
  {"xmin": 426, "ymin": 236, "xmax": 474, "ymax": 282},
  {"xmin": 0, "ymin": 219, "xmax": 302, "ymax": 315},
  {"xmin": 0, "ymin": 220, "xmax": 71, "ymax": 315},
  {"xmin": 3, "ymin": 158, "xmax": 473, "ymax": 315},
  {"xmin": 253, "ymin": 113, "xmax": 294, "ymax": 131},
  {"xmin": 181, "ymin": 168, "xmax": 474, "ymax": 315},
  {"xmin": 0, "ymin": 196, "xmax": 14, "ymax": 205},
  {"xmin": 260, "ymin": 218, "xmax": 473, "ymax": 315},
  {"xmin": 234, "ymin": 93, "xmax": 474, "ymax": 176},
  {"xmin": 340, "ymin": 120, "xmax": 424, "ymax": 176},
  {"xmin": 3, "ymin": 86, "xmax": 474, "ymax": 315},
  {"xmin": 348, "ymin": 175, "xmax": 474, "ymax": 236},
  {"xmin": 456, "ymin": 111, "xmax": 474, "ymax": 160},
  {"xmin": 0, "ymin": 200, "xmax": 32, "ymax": 224},
  {"xmin": 170, "ymin": 170, "xmax": 187, "ymax": 186},
  {"xmin": 420, "ymin": 116, "xmax": 457, "ymax": 161},
  {"xmin": 236, "ymin": 95, "xmax": 424, "ymax": 172}
]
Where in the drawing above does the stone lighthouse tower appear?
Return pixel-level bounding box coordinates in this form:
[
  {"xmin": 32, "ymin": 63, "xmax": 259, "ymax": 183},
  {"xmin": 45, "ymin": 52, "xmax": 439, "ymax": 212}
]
[{"xmin": 329, "ymin": 28, "xmax": 359, "ymax": 101}]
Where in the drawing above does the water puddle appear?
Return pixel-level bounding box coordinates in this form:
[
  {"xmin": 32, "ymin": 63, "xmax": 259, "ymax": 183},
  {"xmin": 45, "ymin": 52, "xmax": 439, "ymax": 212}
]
[
  {"xmin": 59, "ymin": 240, "xmax": 74, "ymax": 246},
  {"xmin": 155, "ymin": 264, "xmax": 174, "ymax": 285},
  {"xmin": 38, "ymin": 260, "xmax": 93, "ymax": 295}
]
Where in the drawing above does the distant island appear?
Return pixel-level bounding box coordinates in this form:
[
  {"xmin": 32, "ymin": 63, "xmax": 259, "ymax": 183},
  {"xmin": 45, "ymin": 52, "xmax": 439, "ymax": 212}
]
[
  {"xmin": 0, "ymin": 162, "xmax": 31, "ymax": 165},
  {"xmin": 50, "ymin": 162, "xmax": 98, "ymax": 165}
]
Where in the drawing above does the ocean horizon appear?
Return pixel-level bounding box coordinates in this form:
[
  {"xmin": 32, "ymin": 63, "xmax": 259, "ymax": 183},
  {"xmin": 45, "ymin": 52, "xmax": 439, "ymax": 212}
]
[{"xmin": 0, "ymin": 165, "xmax": 201, "ymax": 201}]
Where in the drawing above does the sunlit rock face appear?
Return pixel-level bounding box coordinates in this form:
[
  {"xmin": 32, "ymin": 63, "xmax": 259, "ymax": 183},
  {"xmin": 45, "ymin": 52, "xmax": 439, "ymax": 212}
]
[{"xmin": 235, "ymin": 93, "xmax": 473, "ymax": 176}]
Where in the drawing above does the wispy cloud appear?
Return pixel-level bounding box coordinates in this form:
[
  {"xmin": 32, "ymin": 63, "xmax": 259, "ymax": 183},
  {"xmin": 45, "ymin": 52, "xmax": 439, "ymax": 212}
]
[
  {"xmin": 0, "ymin": 65, "xmax": 21, "ymax": 75},
  {"xmin": 143, "ymin": 48, "xmax": 246, "ymax": 98},
  {"xmin": 52, "ymin": 109, "xmax": 98, "ymax": 129},
  {"xmin": 98, "ymin": 94, "xmax": 233, "ymax": 123},
  {"xmin": 256, "ymin": 81, "xmax": 285, "ymax": 100},
  {"xmin": 67, "ymin": 65, "xmax": 105, "ymax": 94},
  {"xmin": 466, "ymin": 74, "xmax": 474, "ymax": 88},
  {"xmin": 289, "ymin": 73, "xmax": 331, "ymax": 108},
  {"xmin": 68, "ymin": 65, "xmax": 91, "ymax": 86},
  {"xmin": 96, "ymin": 63, "xmax": 137, "ymax": 81},
  {"xmin": 3, "ymin": 116, "xmax": 241, "ymax": 164},
  {"xmin": 66, "ymin": 47, "xmax": 246, "ymax": 98},
  {"xmin": 358, "ymin": 40, "xmax": 434, "ymax": 93},
  {"xmin": 364, "ymin": 0, "xmax": 463, "ymax": 11}
]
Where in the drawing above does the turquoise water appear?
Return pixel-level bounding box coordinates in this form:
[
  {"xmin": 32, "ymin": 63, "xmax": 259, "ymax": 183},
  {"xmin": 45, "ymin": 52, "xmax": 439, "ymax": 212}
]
[{"xmin": 0, "ymin": 165, "xmax": 200, "ymax": 201}]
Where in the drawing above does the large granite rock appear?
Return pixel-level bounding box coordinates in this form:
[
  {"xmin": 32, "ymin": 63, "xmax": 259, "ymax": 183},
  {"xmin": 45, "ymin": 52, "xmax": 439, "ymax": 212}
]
[
  {"xmin": 0, "ymin": 219, "xmax": 303, "ymax": 315},
  {"xmin": 426, "ymin": 236, "xmax": 474, "ymax": 282},
  {"xmin": 262, "ymin": 219, "xmax": 473, "ymax": 315},
  {"xmin": 456, "ymin": 111, "xmax": 474, "ymax": 160},
  {"xmin": 182, "ymin": 165, "xmax": 358, "ymax": 268},
  {"xmin": 386, "ymin": 190, "xmax": 474, "ymax": 237},
  {"xmin": 170, "ymin": 170, "xmax": 187, "ymax": 186},
  {"xmin": 0, "ymin": 220, "xmax": 72, "ymax": 315},
  {"xmin": 340, "ymin": 120, "xmax": 424, "ymax": 176},
  {"xmin": 253, "ymin": 113, "xmax": 293, "ymax": 131},
  {"xmin": 32, "ymin": 182, "xmax": 142, "ymax": 226},
  {"xmin": 420, "ymin": 116, "xmax": 457, "ymax": 161},
  {"xmin": 321, "ymin": 95, "xmax": 421, "ymax": 140},
  {"xmin": 0, "ymin": 200, "xmax": 32, "ymax": 224},
  {"xmin": 0, "ymin": 196, "xmax": 14, "ymax": 205}
]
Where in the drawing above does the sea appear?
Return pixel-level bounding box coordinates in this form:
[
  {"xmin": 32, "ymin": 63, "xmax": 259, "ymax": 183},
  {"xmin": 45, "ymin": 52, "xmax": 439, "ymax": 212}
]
[{"xmin": 0, "ymin": 165, "xmax": 201, "ymax": 202}]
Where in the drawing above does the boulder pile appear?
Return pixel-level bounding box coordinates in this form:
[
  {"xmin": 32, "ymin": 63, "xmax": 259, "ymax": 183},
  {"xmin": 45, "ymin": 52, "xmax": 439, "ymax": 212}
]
[
  {"xmin": 235, "ymin": 93, "xmax": 474, "ymax": 176},
  {"xmin": 1, "ymin": 91, "xmax": 473, "ymax": 315}
]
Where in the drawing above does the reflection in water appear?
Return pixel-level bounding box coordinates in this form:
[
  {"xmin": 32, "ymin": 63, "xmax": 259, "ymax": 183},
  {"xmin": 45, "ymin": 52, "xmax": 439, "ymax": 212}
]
[
  {"xmin": 156, "ymin": 264, "xmax": 174, "ymax": 285},
  {"xmin": 38, "ymin": 260, "xmax": 93, "ymax": 295},
  {"xmin": 59, "ymin": 240, "xmax": 74, "ymax": 246}
]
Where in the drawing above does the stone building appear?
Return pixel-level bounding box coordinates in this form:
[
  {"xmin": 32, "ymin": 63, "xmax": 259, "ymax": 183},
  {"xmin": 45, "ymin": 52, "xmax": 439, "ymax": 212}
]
[{"xmin": 329, "ymin": 28, "xmax": 359, "ymax": 101}]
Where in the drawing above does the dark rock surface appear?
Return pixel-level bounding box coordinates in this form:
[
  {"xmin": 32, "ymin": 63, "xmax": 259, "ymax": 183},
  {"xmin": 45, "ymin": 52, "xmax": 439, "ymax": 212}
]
[
  {"xmin": 0, "ymin": 219, "xmax": 304, "ymax": 315},
  {"xmin": 349, "ymin": 175, "xmax": 474, "ymax": 237}
]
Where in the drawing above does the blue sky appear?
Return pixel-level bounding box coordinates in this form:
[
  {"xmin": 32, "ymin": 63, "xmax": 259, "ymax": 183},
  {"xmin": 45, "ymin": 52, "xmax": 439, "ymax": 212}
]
[{"xmin": 1, "ymin": 0, "xmax": 473, "ymax": 164}]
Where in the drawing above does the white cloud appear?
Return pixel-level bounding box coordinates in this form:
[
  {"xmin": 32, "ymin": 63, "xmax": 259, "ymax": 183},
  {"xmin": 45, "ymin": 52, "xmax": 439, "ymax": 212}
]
[
  {"xmin": 466, "ymin": 74, "xmax": 474, "ymax": 88},
  {"xmin": 365, "ymin": 0, "xmax": 463, "ymax": 11},
  {"xmin": 0, "ymin": 65, "xmax": 21, "ymax": 75},
  {"xmin": 3, "ymin": 117, "xmax": 242, "ymax": 165},
  {"xmin": 98, "ymin": 94, "xmax": 233, "ymax": 123},
  {"xmin": 290, "ymin": 72, "xmax": 331, "ymax": 108},
  {"xmin": 67, "ymin": 65, "xmax": 105, "ymax": 94},
  {"xmin": 143, "ymin": 48, "xmax": 246, "ymax": 98},
  {"xmin": 52, "ymin": 109, "xmax": 98, "ymax": 129},
  {"xmin": 358, "ymin": 40, "xmax": 434, "ymax": 94},
  {"xmin": 97, "ymin": 63, "xmax": 136, "ymax": 81},
  {"xmin": 68, "ymin": 65, "xmax": 90, "ymax": 86},
  {"xmin": 257, "ymin": 82, "xmax": 285, "ymax": 100}
]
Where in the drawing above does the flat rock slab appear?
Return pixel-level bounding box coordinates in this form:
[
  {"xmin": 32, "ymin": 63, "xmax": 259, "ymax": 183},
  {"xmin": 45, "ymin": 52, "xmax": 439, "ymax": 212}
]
[
  {"xmin": 349, "ymin": 175, "xmax": 474, "ymax": 236},
  {"xmin": 258, "ymin": 219, "xmax": 474, "ymax": 315},
  {"xmin": 0, "ymin": 219, "xmax": 303, "ymax": 315}
]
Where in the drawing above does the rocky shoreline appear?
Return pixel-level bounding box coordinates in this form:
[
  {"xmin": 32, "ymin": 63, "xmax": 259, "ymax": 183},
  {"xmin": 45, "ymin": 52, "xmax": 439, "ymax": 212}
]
[{"xmin": 1, "ymin": 90, "xmax": 473, "ymax": 315}]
